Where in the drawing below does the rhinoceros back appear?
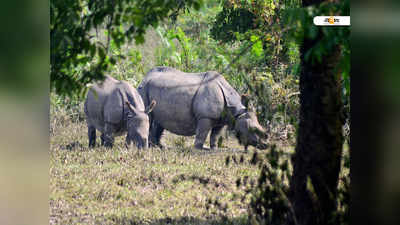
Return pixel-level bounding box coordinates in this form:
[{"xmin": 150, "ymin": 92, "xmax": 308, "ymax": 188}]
[{"xmin": 138, "ymin": 66, "xmax": 180, "ymax": 104}]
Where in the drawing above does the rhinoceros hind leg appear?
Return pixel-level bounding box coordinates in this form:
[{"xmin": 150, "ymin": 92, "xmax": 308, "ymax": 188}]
[
  {"xmin": 150, "ymin": 121, "xmax": 164, "ymax": 148},
  {"xmin": 103, "ymin": 123, "xmax": 115, "ymax": 148},
  {"xmin": 194, "ymin": 118, "xmax": 213, "ymax": 150},
  {"xmin": 88, "ymin": 126, "xmax": 96, "ymax": 148},
  {"xmin": 100, "ymin": 133, "xmax": 106, "ymax": 146},
  {"xmin": 103, "ymin": 136, "xmax": 114, "ymax": 148},
  {"xmin": 125, "ymin": 134, "xmax": 132, "ymax": 149},
  {"xmin": 210, "ymin": 125, "xmax": 224, "ymax": 150}
]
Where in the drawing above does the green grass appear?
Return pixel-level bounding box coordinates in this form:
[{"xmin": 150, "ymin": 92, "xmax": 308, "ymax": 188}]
[{"xmin": 50, "ymin": 116, "xmax": 269, "ymax": 225}]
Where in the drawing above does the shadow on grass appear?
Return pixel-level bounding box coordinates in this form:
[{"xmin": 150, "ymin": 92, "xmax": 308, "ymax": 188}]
[
  {"xmin": 108, "ymin": 215, "xmax": 249, "ymax": 225},
  {"xmin": 163, "ymin": 146, "xmax": 248, "ymax": 155},
  {"xmin": 60, "ymin": 140, "xmax": 248, "ymax": 155}
]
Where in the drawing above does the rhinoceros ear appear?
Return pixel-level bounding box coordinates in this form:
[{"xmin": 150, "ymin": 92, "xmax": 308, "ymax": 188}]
[
  {"xmin": 145, "ymin": 100, "xmax": 156, "ymax": 114},
  {"xmin": 125, "ymin": 101, "xmax": 139, "ymax": 115}
]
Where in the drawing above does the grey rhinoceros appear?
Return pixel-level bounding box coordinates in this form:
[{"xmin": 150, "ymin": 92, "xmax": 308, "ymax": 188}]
[
  {"xmin": 84, "ymin": 75, "xmax": 156, "ymax": 149},
  {"xmin": 138, "ymin": 66, "xmax": 268, "ymax": 150}
]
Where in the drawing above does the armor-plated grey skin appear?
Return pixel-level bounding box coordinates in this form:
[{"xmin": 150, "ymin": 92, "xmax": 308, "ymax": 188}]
[
  {"xmin": 138, "ymin": 67, "xmax": 268, "ymax": 150},
  {"xmin": 84, "ymin": 75, "xmax": 156, "ymax": 149}
]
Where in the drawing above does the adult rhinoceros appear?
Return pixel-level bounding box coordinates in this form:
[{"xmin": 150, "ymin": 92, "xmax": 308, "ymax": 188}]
[
  {"xmin": 138, "ymin": 67, "xmax": 268, "ymax": 150},
  {"xmin": 84, "ymin": 75, "xmax": 156, "ymax": 149}
]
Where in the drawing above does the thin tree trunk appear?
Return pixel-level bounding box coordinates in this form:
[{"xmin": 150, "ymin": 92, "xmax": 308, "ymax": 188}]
[{"xmin": 289, "ymin": 9, "xmax": 344, "ymax": 225}]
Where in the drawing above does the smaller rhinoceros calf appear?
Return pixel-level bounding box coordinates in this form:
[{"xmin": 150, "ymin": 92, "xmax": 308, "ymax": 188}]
[{"xmin": 84, "ymin": 75, "xmax": 156, "ymax": 149}]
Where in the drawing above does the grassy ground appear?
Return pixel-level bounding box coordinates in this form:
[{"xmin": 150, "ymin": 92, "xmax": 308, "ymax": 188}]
[{"xmin": 50, "ymin": 114, "xmax": 282, "ymax": 225}]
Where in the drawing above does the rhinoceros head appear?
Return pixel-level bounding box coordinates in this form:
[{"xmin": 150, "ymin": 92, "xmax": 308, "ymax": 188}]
[
  {"xmin": 235, "ymin": 111, "xmax": 268, "ymax": 150},
  {"xmin": 125, "ymin": 100, "xmax": 156, "ymax": 149}
]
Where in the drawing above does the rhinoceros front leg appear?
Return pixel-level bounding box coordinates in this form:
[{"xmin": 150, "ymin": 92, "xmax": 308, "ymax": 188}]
[
  {"xmin": 103, "ymin": 123, "xmax": 115, "ymax": 148},
  {"xmin": 210, "ymin": 125, "xmax": 224, "ymax": 150},
  {"xmin": 88, "ymin": 125, "xmax": 96, "ymax": 148},
  {"xmin": 194, "ymin": 118, "xmax": 213, "ymax": 150},
  {"xmin": 150, "ymin": 121, "xmax": 164, "ymax": 149},
  {"xmin": 100, "ymin": 133, "xmax": 106, "ymax": 146}
]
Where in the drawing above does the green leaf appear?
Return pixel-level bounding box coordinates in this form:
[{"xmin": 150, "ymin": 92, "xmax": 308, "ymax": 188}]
[
  {"xmin": 250, "ymin": 35, "xmax": 259, "ymax": 42},
  {"xmin": 134, "ymin": 35, "xmax": 145, "ymax": 44},
  {"xmin": 251, "ymin": 40, "xmax": 263, "ymax": 58}
]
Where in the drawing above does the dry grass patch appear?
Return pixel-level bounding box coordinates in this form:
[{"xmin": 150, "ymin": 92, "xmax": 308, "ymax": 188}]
[{"xmin": 50, "ymin": 117, "xmax": 267, "ymax": 225}]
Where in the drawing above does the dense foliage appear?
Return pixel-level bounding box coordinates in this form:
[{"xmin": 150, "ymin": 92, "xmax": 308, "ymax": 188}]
[
  {"xmin": 51, "ymin": 0, "xmax": 204, "ymax": 96},
  {"xmin": 208, "ymin": 0, "xmax": 350, "ymax": 224}
]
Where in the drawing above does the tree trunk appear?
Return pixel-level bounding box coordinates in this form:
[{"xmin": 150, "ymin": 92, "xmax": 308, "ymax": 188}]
[{"xmin": 289, "ymin": 9, "xmax": 344, "ymax": 225}]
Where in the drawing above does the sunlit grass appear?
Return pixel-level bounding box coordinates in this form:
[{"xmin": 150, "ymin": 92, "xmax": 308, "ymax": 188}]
[{"xmin": 50, "ymin": 115, "xmax": 266, "ymax": 225}]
